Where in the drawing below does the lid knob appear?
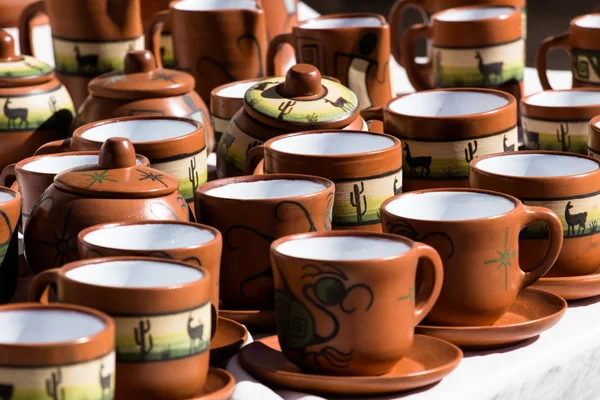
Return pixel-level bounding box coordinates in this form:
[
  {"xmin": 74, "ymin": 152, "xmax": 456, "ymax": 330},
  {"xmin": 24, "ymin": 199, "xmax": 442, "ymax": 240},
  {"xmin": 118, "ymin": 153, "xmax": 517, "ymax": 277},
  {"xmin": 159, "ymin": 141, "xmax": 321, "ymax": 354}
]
[
  {"xmin": 123, "ymin": 50, "xmax": 156, "ymax": 74},
  {"xmin": 98, "ymin": 137, "xmax": 137, "ymax": 169},
  {"xmin": 0, "ymin": 30, "xmax": 19, "ymax": 61},
  {"xmin": 283, "ymin": 64, "xmax": 323, "ymax": 98}
]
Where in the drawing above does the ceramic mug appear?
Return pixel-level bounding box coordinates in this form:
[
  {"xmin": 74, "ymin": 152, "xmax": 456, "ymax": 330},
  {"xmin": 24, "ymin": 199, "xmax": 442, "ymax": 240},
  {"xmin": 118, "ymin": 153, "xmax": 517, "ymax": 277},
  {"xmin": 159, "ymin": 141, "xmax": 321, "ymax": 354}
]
[
  {"xmin": 270, "ymin": 231, "xmax": 443, "ymax": 375},
  {"xmin": 146, "ymin": 0, "xmax": 267, "ymax": 104},
  {"xmin": 267, "ymin": 13, "xmax": 393, "ymax": 110},
  {"xmin": 537, "ymin": 13, "xmax": 600, "ymax": 90},
  {"xmin": 382, "ymin": 188, "xmax": 563, "ymax": 326},
  {"xmin": 401, "ymin": 5, "xmax": 523, "ymax": 101},
  {"xmin": 0, "ymin": 187, "xmax": 20, "ymax": 303},
  {"xmin": 246, "ymin": 130, "xmax": 403, "ymax": 232},
  {"xmin": 521, "ymin": 89, "xmax": 600, "ymax": 155},
  {"xmin": 19, "ymin": 0, "xmax": 144, "ymax": 108},
  {"xmin": 29, "ymin": 257, "xmax": 212, "ymax": 399},
  {"xmin": 0, "ymin": 303, "xmax": 115, "ymax": 399},
  {"xmin": 0, "ymin": 152, "xmax": 149, "ymax": 228},
  {"xmin": 78, "ymin": 221, "xmax": 222, "ymax": 335},
  {"xmin": 195, "ymin": 174, "xmax": 334, "ymax": 311},
  {"xmin": 470, "ymin": 151, "xmax": 600, "ymax": 277},
  {"xmin": 588, "ymin": 115, "xmax": 600, "ymax": 160},
  {"xmin": 361, "ymin": 88, "xmax": 517, "ymax": 191}
]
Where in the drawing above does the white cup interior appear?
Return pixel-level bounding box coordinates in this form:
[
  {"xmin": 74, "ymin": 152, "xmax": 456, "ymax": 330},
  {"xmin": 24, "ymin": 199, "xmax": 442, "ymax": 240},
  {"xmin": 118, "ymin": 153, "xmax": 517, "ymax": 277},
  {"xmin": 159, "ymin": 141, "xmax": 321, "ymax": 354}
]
[
  {"xmin": 575, "ymin": 15, "xmax": 600, "ymax": 29},
  {"xmin": 0, "ymin": 190, "xmax": 15, "ymax": 204},
  {"xmin": 81, "ymin": 120, "xmax": 197, "ymax": 143},
  {"xmin": 217, "ymin": 80, "xmax": 262, "ymax": 98},
  {"xmin": 276, "ymin": 236, "xmax": 411, "ymax": 261},
  {"xmin": 524, "ymin": 91, "xmax": 600, "ymax": 107},
  {"xmin": 173, "ymin": 0, "xmax": 257, "ymax": 11},
  {"xmin": 206, "ymin": 179, "xmax": 326, "ymax": 200},
  {"xmin": 66, "ymin": 260, "xmax": 203, "ymax": 288},
  {"xmin": 436, "ymin": 6, "xmax": 515, "ymax": 22},
  {"xmin": 22, "ymin": 154, "xmax": 145, "ymax": 174},
  {"xmin": 475, "ymin": 154, "xmax": 599, "ymax": 177},
  {"xmin": 271, "ymin": 132, "xmax": 395, "ymax": 155},
  {"xmin": 301, "ymin": 17, "xmax": 383, "ymax": 29},
  {"xmin": 0, "ymin": 309, "xmax": 105, "ymax": 344},
  {"xmin": 385, "ymin": 191, "xmax": 515, "ymax": 221},
  {"xmin": 390, "ymin": 91, "xmax": 509, "ymax": 117},
  {"xmin": 83, "ymin": 223, "xmax": 215, "ymax": 250}
]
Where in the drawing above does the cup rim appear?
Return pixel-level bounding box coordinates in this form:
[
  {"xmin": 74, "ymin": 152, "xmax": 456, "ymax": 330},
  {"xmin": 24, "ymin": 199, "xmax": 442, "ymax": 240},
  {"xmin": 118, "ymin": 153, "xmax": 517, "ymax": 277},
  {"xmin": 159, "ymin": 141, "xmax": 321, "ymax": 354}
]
[
  {"xmin": 297, "ymin": 12, "xmax": 388, "ymax": 29},
  {"xmin": 432, "ymin": 4, "xmax": 519, "ymax": 23},
  {"xmin": 0, "ymin": 186, "xmax": 20, "ymax": 207},
  {"xmin": 521, "ymin": 88, "xmax": 600, "ymax": 111},
  {"xmin": 590, "ymin": 114, "xmax": 600, "ymax": 133},
  {"xmin": 210, "ymin": 77, "xmax": 270, "ymax": 100},
  {"xmin": 170, "ymin": 0, "xmax": 263, "ymax": 13},
  {"xmin": 571, "ymin": 13, "xmax": 600, "ymax": 29}
]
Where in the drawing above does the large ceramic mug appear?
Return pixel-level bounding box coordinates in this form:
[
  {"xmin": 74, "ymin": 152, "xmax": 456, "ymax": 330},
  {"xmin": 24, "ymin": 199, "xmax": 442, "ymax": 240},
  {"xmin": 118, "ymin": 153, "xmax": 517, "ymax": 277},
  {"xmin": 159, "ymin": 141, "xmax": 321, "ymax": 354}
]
[
  {"xmin": 18, "ymin": 0, "xmax": 144, "ymax": 108},
  {"xmin": 0, "ymin": 187, "xmax": 20, "ymax": 303},
  {"xmin": 401, "ymin": 6, "xmax": 524, "ymax": 101},
  {"xmin": 537, "ymin": 13, "xmax": 600, "ymax": 90},
  {"xmin": 195, "ymin": 174, "xmax": 334, "ymax": 311},
  {"xmin": 270, "ymin": 231, "xmax": 443, "ymax": 375},
  {"xmin": 267, "ymin": 13, "xmax": 393, "ymax": 110},
  {"xmin": 0, "ymin": 303, "xmax": 115, "ymax": 399},
  {"xmin": 470, "ymin": 151, "xmax": 600, "ymax": 277},
  {"xmin": 382, "ymin": 188, "xmax": 563, "ymax": 326},
  {"xmin": 246, "ymin": 130, "xmax": 403, "ymax": 232},
  {"xmin": 361, "ymin": 88, "xmax": 517, "ymax": 191},
  {"xmin": 29, "ymin": 257, "xmax": 212, "ymax": 399},
  {"xmin": 146, "ymin": 0, "xmax": 267, "ymax": 104}
]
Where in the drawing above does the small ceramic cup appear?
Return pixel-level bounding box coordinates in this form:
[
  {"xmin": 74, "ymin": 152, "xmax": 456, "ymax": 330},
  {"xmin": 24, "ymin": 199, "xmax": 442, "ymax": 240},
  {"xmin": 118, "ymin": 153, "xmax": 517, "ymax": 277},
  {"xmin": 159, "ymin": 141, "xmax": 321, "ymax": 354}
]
[
  {"xmin": 382, "ymin": 188, "xmax": 563, "ymax": 326},
  {"xmin": 245, "ymin": 130, "xmax": 402, "ymax": 231},
  {"xmin": 589, "ymin": 115, "xmax": 600, "ymax": 160},
  {"xmin": 78, "ymin": 221, "xmax": 222, "ymax": 336},
  {"xmin": 0, "ymin": 152, "xmax": 149, "ymax": 228},
  {"xmin": 470, "ymin": 151, "xmax": 600, "ymax": 277},
  {"xmin": 270, "ymin": 231, "xmax": 443, "ymax": 376},
  {"xmin": 361, "ymin": 88, "xmax": 517, "ymax": 191},
  {"xmin": 0, "ymin": 303, "xmax": 115, "ymax": 399},
  {"xmin": 401, "ymin": 5, "xmax": 524, "ymax": 100},
  {"xmin": 29, "ymin": 257, "xmax": 212, "ymax": 399},
  {"xmin": 521, "ymin": 89, "xmax": 600, "ymax": 155},
  {"xmin": 537, "ymin": 13, "xmax": 600, "ymax": 90},
  {"xmin": 0, "ymin": 187, "xmax": 20, "ymax": 303},
  {"xmin": 195, "ymin": 174, "xmax": 334, "ymax": 311}
]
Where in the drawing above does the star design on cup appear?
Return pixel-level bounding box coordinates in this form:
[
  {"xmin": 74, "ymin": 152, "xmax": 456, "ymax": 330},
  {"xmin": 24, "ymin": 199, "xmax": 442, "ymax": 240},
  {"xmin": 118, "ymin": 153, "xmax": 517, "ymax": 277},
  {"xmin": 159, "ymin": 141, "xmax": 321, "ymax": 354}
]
[
  {"xmin": 397, "ymin": 287, "xmax": 415, "ymax": 302},
  {"xmin": 151, "ymin": 72, "xmax": 177, "ymax": 83},
  {"xmin": 137, "ymin": 169, "xmax": 167, "ymax": 188},
  {"xmin": 103, "ymin": 74, "xmax": 127, "ymax": 86},
  {"xmin": 484, "ymin": 227, "xmax": 516, "ymax": 291},
  {"xmin": 39, "ymin": 208, "xmax": 78, "ymax": 265},
  {"xmin": 82, "ymin": 170, "xmax": 117, "ymax": 188}
]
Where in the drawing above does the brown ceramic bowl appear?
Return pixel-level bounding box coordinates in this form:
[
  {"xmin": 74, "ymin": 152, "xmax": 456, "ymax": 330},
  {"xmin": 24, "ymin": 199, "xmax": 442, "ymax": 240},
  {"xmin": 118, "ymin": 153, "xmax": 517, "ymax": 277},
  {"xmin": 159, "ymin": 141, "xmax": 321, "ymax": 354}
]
[
  {"xmin": 270, "ymin": 230, "xmax": 443, "ymax": 376},
  {"xmin": 470, "ymin": 151, "xmax": 600, "ymax": 277},
  {"xmin": 29, "ymin": 256, "xmax": 212, "ymax": 399},
  {"xmin": 0, "ymin": 302, "xmax": 115, "ymax": 397},
  {"xmin": 195, "ymin": 173, "xmax": 334, "ymax": 311},
  {"xmin": 0, "ymin": 187, "xmax": 20, "ymax": 303}
]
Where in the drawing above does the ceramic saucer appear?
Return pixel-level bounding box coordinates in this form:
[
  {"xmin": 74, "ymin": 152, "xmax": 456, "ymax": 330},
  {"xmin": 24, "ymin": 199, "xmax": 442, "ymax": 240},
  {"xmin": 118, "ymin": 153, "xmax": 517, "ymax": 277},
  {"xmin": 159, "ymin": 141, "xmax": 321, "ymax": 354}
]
[
  {"xmin": 534, "ymin": 270, "xmax": 600, "ymax": 300},
  {"xmin": 416, "ymin": 288, "xmax": 567, "ymax": 350},
  {"xmin": 210, "ymin": 317, "xmax": 248, "ymax": 367},
  {"xmin": 219, "ymin": 309, "xmax": 275, "ymax": 330},
  {"xmin": 185, "ymin": 368, "xmax": 235, "ymax": 400},
  {"xmin": 238, "ymin": 334, "xmax": 462, "ymax": 396}
]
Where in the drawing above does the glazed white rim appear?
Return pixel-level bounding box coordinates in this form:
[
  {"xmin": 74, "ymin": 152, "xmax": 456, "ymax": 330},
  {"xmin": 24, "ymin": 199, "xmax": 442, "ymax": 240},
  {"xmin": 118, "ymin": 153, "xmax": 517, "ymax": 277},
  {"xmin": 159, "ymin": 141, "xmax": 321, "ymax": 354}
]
[
  {"xmin": 173, "ymin": 0, "xmax": 258, "ymax": 11},
  {"xmin": 389, "ymin": 91, "xmax": 509, "ymax": 117},
  {"xmin": 523, "ymin": 90, "xmax": 600, "ymax": 107},
  {"xmin": 0, "ymin": 190, "xmax": 15, "ymax": 204},
  {"xmin": 475, "ymin": 153, "xmax": 599, "ymax": 177},
  {"xmin": 436, "ymin": 6, "xmax": 515, "ymax": 22},
  {"xmin": 301, "ymin": 16, "xmax": 383, "ymax": 29},
  {"xmin": 574, "ymin": 14, "xmax": 600, "ymax": 29},
  {"xmin": 217, "ymin": 80, "xmax": 262, "ymax": 98},
  {"xmin": 205, "ymin": 179, "xmax": 328, "ymax": 200},
  {"xmin": 80, "ymin": 119, "xmax": 198, "ymax": 143},
  {"xmin": 270, "ymin": 132, "xmax": 396, "ymax": 155}
]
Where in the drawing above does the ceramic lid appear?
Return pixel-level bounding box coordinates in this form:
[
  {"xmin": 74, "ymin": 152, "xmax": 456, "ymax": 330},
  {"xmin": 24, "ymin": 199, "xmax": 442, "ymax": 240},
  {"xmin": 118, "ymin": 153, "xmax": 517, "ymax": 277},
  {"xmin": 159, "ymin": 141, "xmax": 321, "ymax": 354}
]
[
  {"xmin": 88, "ymin": 50, "xmax": 194, "ymax": 100},
  {"xmin": 244, "ymin": 64, "xmax": 359, "ymax": 130},
  {"xmin": 54, "ymin": 137, "xmax": 179, "ymax": 198},
  {"xmin": 0, "ymin": 30, "xmax": 53, "ymax": 87}
]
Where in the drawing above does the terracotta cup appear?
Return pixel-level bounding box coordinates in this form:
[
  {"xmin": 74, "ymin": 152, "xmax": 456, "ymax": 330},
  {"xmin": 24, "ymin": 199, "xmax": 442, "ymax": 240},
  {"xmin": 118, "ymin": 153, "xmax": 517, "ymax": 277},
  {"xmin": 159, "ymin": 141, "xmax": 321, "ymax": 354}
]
[
  {"xmin": 537, "ymin": 13, "xmax": 600, "ymax": 90},
  {"xmin": 361, "ymin": 88, "xmax": 517, "ymax": 191},
  {"xmin": 0, "ymin": 187, "xmax": 20, "ymax": 303},
  {"xmin": 0, "ymin": 303, "xmax": 115, "ymax": 399},
  {"xmin": 471, "ymin": 151, "xmax": 600, "ymax": 277},
  {"xmin": 78, "ymin": 221, "xmax": 222, "ymax": 335},
  {"xmin": 18, "ymin": 0, "xmax": 144, "ymax": 108},
  {"xmin": 34, "ymin": 116, "xmax": 206, "ymax": 208},
  {"xmin": 382, "ymin": 188, "xmax": 563, "ymax": 326},
  {"xmin": 195, "ymin": 174, "xmax": 334, "ymax": 311},
  {"xmin": 267, "ymin": 13, "xmax": 393, "ymax": 110},
  {"xmin": 146, "ymin": 0, "xmax": 267, "ymax": 104},
  {"xmin": 29, "ymin": 257, "xmax": 212, "ymax": 399},
  {"xmin": 0, "ymin": 152, "xmax": 149, "ymax": 229},
  {"xmin": 401, "ymin": 5, "xmax": 523, "ymax": 101},
  {"xmin": 246, "ymin": 130, "xmax": 403, "ymax": 232},
  {"xmin": 521, "ymin": 89, "xmax": 600, "ymax": 155},
  {"xmin": 270, "ymin": 231, "xmax": 443, "ymax": 375}
]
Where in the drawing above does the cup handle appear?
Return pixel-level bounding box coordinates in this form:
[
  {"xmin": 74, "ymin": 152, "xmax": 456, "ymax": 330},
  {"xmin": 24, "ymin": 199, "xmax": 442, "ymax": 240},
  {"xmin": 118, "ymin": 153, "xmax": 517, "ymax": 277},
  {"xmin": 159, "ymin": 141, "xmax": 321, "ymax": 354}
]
[
  {"xmin": 536, "ymin": 32, "xmax": 571, "ymax": 90},
  {"xmin": 401, "ymin": 24, "xmax": 433, "ymax": 91},
  {"xmin": 518, "ymin": 205, "xmax": 564, "ymax": 289},
  {"xmin": 17, "ymin": 0, "xmax": 46, "ymax": 57},
  {"xmin": 28, "ymin": 268, "xmax": 60, "ymax": 304},
  {"xmin": 360, "ymin": 106, "xmax": 384, "ymax": 122},
  {"xmin": 389, "ymin": 0, "xmax": 428, "ymax": 67},
  {"xmin": 267, "ymin": 33, "xmax": 295, "ymax": 76},
  {"xmin": 413, "ymin": 242, "xmax": 444, "ymax": 325},
  {"xmin": 245, "ymin": 145, "xmax": 265, "ymax": 175},
  {"xmin": 145, "ymin": 10, "xmax": 170, "ymax": 69},
  {"xmin": 34, "ymin": 138, "xmax": 72, "ymax": 156},
  {"xmin": 0, "ymin": 164, "xmax": 16, "ymax": 188}
]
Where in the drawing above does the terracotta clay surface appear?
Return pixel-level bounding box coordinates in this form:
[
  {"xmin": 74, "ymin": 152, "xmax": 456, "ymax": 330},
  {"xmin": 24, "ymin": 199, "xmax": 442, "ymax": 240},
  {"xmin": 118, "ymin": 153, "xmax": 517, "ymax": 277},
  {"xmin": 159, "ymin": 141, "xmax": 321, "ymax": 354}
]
[
  {"xmin": 238, "ymin": 334, "xmax": 462, "ymax": 396},
  {"xmin": 218, "ymin": 309, "xmax": 276, "ymax": 330},
  {"xmin": 185, "ymin": 368, "xmax": 236, "ymax": 400},
  {"xmin": 209, "ymin": 317, "xmax": 248, "ymax": 367},
  {"xmin": 259, "ymin": 0, "xmax": 298, "ymax": 74},
  {"xmin": 534, "ymin": 270, "xmax": 600, "ymax": 300},
  {"xmin": 587, "ymin": 115, "xmax": 600, "ymax": 160},
  {"xmin": 0, "ymin": 187, "xmax": 20, "ymax": 303},
  {"xmin": 416, "ymin": 288, "xmax": 567, "ymax": 349},
  {"xmin": 140, "ymin": 0, "xmax": 173, "ymax": 68}
]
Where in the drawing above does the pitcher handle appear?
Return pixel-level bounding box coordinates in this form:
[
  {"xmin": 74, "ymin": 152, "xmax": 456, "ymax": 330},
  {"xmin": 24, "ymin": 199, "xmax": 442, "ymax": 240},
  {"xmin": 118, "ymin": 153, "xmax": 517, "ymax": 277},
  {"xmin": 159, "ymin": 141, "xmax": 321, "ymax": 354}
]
[
  {"xmin": 536, "ymin": 33, "xmax": 571, "ymax": 90},
  {"xmin": 18, "ymin": 0, "xmax": 46, "ymax": 57},
  {"xmin": 145, "ymin": 10, "xmax": 170, "ymax": 69},
  {"xmin": 389, "ymin": 0, "xmax": 428, "ymax": 66},
  {"xmin": 267, "ymin": 33, "xmax": 295, "ymax": 76}
]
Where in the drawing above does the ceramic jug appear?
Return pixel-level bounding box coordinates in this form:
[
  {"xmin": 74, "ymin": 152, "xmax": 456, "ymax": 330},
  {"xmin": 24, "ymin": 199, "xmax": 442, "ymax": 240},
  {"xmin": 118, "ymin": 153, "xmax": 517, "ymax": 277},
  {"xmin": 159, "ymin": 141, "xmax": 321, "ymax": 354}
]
[{"xmin": 140, "ymin": 0, "xmax": 173, "ymax": 68}]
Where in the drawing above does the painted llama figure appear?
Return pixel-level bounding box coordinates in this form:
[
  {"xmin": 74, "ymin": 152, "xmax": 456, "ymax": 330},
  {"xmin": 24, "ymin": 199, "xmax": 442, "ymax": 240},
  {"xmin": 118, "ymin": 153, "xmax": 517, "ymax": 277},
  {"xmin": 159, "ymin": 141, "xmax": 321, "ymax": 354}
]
[
  {"xmin": 403, "ymin": 143, "xmax": 431, "ymax": 177},
  {"xmin": 475, "ymin": 51, "xmax": 503, "ymax": 87},
  {"xmin": 565, "ymin": 201, "xmax": 587, "ymax": 236},
  {"xmin": 187, "ymin": 314, "xmax": 205, "ymax": 354},
  {"xmin": 4, "ymin": 98, "xmax": 28, "ymax": 129}
]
